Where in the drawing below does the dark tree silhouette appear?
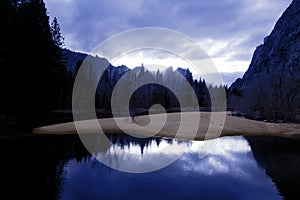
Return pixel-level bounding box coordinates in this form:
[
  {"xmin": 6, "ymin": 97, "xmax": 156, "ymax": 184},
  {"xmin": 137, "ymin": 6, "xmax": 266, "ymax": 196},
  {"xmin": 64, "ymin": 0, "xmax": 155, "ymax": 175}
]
[
  {"xmin": 0, "ymin": 0, "xmax": 68, "ymax": 128},
  {"xmin": 0, "ymin": 1, "xmax": 215, "ymax": 128},
  {"xmin": 51, "ymin": 17, "xmax": 64, "ymax": 49}
]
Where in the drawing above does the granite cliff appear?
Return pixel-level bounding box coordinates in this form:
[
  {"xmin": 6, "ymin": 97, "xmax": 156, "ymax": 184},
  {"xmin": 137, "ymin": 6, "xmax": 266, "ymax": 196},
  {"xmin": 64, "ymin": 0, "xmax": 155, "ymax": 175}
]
[{"xmin": 230, "ymin": 0, "xmax": 300, "ymax": 121}]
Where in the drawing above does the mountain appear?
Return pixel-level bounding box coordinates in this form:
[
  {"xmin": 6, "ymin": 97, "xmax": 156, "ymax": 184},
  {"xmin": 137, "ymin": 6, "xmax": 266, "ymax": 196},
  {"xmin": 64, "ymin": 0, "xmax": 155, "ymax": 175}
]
[
  {"xmin": 64, "ymin": 49, "xmax": 88, "ymax": 72},
  {"xmin": 64, "ymin": 49, "xmax": 214, "ymax": 116},
  {"xmin": 230, "ymin": 0, "xmax": 300, "ymax": 121}
]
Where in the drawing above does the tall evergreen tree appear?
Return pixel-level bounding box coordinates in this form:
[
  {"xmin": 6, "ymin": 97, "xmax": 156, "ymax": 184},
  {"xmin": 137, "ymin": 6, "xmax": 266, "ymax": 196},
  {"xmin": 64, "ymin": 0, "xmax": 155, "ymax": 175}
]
[
  {"xmin": 0, "ymin": 0, "xmax": 15, "ymax": 117},
  {"xmin": 1, "ymin": 0, "xmax": 68, "ymax": 127},
  {"xmin": 51, "ymin": 17, "xmax": 64, "ymax": 48}
]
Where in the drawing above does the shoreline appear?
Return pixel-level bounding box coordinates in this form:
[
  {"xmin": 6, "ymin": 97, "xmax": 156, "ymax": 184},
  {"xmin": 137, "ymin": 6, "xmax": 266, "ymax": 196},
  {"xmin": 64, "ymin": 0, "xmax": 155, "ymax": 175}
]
[{"xmin": 33, "ymin": 112, "xmax": 300, "ymax": 141}]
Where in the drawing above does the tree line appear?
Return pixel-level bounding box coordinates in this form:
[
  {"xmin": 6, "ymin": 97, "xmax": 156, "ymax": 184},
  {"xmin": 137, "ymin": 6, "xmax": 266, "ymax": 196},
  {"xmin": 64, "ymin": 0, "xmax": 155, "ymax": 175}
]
[
  {"xmin": 0, "ymin": 0, "xmax": 69, "ymax": 127},
  {"xmin": 72, "ymin": 57, "xmax": 219, "ymax": 118},
  {"xmin": 6, "ymin": 0, "xmax": 282, "ymax": 130},
  {"xmin": 228, "ymin": 71, "xmax": 300, "ymax": 122},
  {"xmin": 0, "ymin": 0, "xmax": 231, "ymax": 129}
]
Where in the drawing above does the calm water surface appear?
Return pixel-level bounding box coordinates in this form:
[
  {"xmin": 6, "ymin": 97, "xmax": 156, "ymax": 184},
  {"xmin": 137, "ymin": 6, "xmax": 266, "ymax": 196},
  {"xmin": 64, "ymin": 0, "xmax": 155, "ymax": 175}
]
[{"xmin": 0, "ymin": 134, "xmax": 299, "ymax": 200}]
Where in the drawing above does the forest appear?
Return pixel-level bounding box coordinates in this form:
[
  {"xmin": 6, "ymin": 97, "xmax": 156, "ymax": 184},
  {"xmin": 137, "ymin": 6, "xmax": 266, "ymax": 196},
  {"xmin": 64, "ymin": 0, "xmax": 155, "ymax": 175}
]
[
  {"xmin": 0, "ymin": 0, "xmax": 299, "ymax": 131},
  {"xmin": 0, "ymin": 0, "xmax": 229, "ymax": 129}
]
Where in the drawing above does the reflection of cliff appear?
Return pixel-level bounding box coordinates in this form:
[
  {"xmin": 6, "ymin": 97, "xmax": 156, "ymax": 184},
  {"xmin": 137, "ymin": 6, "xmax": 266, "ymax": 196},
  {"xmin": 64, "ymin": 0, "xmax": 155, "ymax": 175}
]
[{"xmin": 246, "ymin": 136, "xmax": 300, "ymax": 200}]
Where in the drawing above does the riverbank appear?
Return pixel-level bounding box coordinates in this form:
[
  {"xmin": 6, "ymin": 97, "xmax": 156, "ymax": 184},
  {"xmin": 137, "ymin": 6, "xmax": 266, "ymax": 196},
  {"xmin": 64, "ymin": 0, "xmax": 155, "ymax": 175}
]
[{"xmin": 33, "ymin": 112, "xmax": 300, "ymax": 141}]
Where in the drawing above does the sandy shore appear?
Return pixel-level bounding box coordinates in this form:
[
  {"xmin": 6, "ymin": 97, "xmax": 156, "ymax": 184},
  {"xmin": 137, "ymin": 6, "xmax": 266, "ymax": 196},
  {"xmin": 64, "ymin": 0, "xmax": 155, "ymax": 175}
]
[{"xmin": 33, "ymin": 112, "xmax": 300, "ymax": 140}]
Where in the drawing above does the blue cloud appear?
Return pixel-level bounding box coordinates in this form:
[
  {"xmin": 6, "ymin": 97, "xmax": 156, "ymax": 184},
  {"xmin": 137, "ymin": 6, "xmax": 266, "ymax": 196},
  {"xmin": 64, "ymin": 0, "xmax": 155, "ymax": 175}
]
[{"xmin": 44, "ymin": 0, "xmax": 292, "ymax": 72}]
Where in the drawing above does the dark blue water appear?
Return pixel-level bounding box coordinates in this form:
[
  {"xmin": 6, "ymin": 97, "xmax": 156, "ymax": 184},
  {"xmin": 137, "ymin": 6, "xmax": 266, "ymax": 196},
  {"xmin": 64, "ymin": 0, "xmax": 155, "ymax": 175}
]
[
  {"xmin": 59, "ymin": 136, "xmax": 281, "ymax": 200},
  {"xmin": 1, "ymin": 134, "xmax": 300, "ymax": 200}
]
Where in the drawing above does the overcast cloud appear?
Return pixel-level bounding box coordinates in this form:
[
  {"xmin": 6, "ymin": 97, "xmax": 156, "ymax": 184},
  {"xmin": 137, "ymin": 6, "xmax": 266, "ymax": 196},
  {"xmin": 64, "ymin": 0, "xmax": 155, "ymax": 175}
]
[{"xmin": 44, "ymin": 0, "xmax": 292, "ymax": 82}]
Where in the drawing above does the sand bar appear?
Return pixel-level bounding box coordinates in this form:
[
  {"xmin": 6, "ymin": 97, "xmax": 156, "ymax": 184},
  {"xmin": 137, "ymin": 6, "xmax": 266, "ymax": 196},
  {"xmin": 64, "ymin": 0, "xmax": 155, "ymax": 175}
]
[{"xmin": 33, "ymin": 112, "xmax": 300, "ymax": 140}]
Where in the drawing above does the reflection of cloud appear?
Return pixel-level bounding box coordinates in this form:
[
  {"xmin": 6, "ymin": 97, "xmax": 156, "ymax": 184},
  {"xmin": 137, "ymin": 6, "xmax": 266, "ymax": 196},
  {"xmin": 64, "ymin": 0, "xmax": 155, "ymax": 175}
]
[
  {"xmin": 92, "ymin": 136, "xmax": 253, "ymax": 173},
  {"xmin": 95, "ymin": 140, "xmax": 189, "ymax": 172},
  {"xmin": 179, "ymin": 136, "xmax": 253, "ymax": 176},
  {"xmin": 60, "ymin": 136, "xmax": 282, "ymax": 200}
]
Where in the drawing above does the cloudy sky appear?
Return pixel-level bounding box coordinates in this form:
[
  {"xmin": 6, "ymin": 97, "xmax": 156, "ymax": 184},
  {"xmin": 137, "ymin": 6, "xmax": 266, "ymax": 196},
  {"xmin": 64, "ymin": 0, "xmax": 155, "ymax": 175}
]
[{"xmin": 44, "ymin": 0, "xmax": 292, "ymax": 84}]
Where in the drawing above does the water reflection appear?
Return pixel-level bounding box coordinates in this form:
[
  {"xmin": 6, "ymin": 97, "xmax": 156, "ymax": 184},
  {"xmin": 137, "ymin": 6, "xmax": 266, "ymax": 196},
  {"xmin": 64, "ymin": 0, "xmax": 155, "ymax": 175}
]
[
  {"xmin": 57, "ymin": 135, "xmax": 282, "ymax": 200},
  {"xmin": 1, "ymin": 134, "xmax": 299, "ymax": 199},
  {"xmin": 246, "ymin": 136, "xmax": 300, "ymax": 200}
]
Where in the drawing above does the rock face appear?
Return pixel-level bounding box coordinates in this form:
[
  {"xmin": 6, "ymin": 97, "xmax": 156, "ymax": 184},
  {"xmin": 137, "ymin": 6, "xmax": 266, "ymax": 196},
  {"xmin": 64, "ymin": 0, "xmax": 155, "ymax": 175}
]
[
  {"xmin": 246, "ymin": 0, "xmax": 300, "ymax": 76},
  {"xmin": 230, "ymin": 0, "xmax": 300, "ymax": 121}
]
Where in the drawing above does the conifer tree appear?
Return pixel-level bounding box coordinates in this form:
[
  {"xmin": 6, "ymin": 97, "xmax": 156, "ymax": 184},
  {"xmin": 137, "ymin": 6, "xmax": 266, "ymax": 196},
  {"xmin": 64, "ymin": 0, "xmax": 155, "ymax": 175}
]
[
  {"xmin": 1, "ymin": 0, "xmax": 68, "ymax": 127},
  {"xmin": 51, "ymin": 17, "xmax": 65, "ymax": 48}
]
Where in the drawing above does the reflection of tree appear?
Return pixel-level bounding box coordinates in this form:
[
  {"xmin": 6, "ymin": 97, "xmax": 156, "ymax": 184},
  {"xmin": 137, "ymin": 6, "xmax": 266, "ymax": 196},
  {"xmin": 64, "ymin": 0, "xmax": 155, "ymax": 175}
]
[
  {"xmin": 106, "ymin": 133, "xmax": 160, "ymax": 156},
  {"xmin": 1, "ymin": 133, "xmax": 189, "ymax": 198},
  {"xmin": 0, "ymin": 134, "xmax": 90, "ymax": 199}
]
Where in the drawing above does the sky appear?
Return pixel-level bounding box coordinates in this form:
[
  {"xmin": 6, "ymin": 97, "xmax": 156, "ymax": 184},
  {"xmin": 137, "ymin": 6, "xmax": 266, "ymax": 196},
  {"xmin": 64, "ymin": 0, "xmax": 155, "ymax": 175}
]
[{"xmin": 44, "ymin": 0, "xmax": 292, "ymax": 84}]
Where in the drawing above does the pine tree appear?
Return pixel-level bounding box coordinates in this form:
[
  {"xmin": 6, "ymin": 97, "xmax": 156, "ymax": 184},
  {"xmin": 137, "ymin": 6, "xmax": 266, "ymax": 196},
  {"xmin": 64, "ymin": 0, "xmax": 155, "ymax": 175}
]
[
  {"xmin": 2, "ymin": 0, "xmax": 68, "ymax": 127},
  {"xmin": 51, "ymin": 17, "xmax": 65, "ymax": 48},
  {"xmin": 0, "ymin": 0, "xmax": 15, "ymax": 116}
]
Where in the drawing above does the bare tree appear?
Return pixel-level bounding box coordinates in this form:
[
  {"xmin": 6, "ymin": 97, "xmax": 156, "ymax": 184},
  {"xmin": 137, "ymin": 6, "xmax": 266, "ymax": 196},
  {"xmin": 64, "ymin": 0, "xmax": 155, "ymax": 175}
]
[{"xmin": 241, "ymin": 70, "xmax": 299, "ymax": 121}]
